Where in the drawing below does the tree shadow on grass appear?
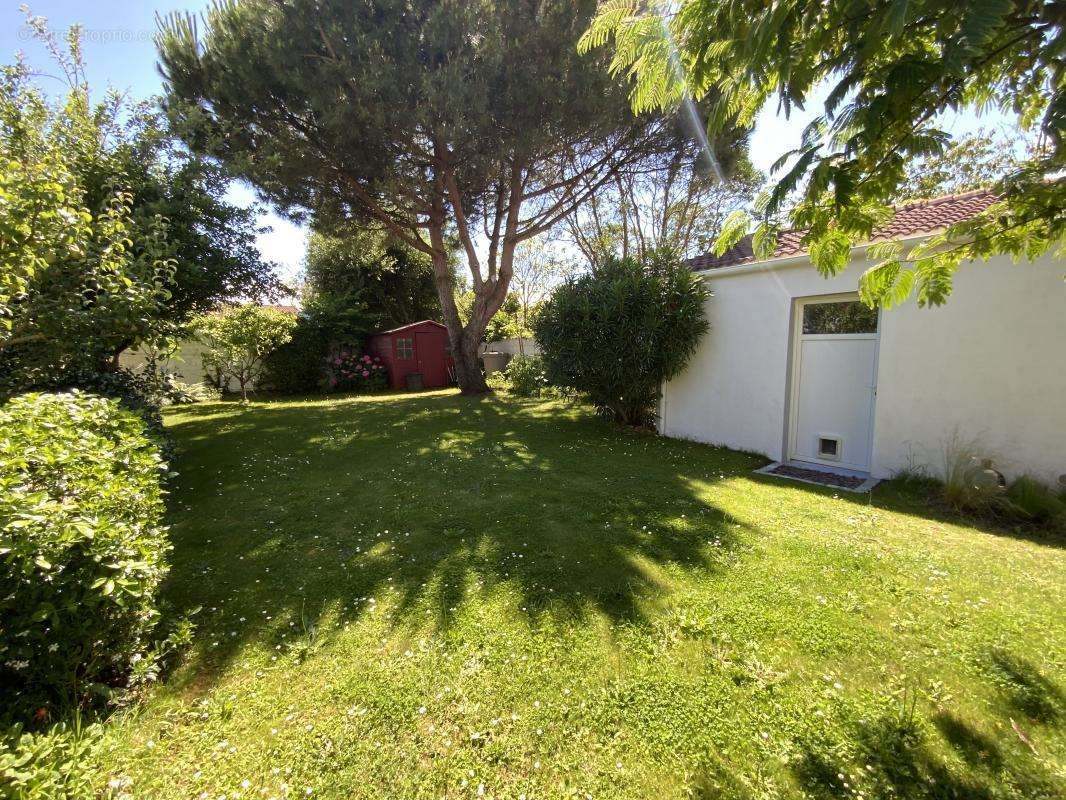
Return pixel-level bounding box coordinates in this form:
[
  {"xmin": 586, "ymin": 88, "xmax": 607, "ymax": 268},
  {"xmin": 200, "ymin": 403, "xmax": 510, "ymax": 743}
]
[
  {"xmin": 790, "ymin": 709, "xmax": 1061, "ymax": 800},
  {"xmin": 982, "ymin": 648, "xmax": 1065, "ymax": 725},
  {"xmin": 157, "ymin": 392, "xmax": 766, "ymax": 690},
  {"xmin": 782, "ymin": 647, "xmax": 1066, "ymax": 800},
  {"xmin": 932, "ymin": 710, "xmax": 1004, "ymax": 772}
]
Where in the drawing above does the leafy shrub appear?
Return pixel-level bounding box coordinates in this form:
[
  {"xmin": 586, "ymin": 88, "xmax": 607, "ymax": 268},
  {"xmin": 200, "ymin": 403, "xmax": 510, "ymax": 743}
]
[
  {"xmin": 500, "ymin": 356, "xmax": 548, "ymax": 397},
  {"xmin": 326, "ymin": 351, "xmax": 388, "ymax": 393},
  {"xmin": 534, "ymin": 250, "xmax": 710, "ymax": 425},
  {"xmin": 0, "ymin": 392, "xmax": 170, "ymax": 714},
  {"xmin": 16, "ymin": 367, "xmax": 165, "ymax": 438},
  {"xmin": 0, "ymin": 719, "xmax": 101, "ymax": 800}
]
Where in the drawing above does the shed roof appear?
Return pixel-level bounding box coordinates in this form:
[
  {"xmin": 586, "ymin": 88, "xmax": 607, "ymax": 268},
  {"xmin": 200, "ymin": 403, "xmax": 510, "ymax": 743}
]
[
  {"xmin": 370, "ymin": 320, "xmax": 448, "ymax": 336},
  {"xmin": 688, "ymin": 189, "xmax": 999, "ymax": 272}
]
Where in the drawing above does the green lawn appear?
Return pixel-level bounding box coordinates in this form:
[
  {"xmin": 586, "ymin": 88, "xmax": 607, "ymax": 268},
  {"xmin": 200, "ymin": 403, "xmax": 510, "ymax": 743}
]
[{"xmin": 94, "ymin": 391, "xmax": 1065, "ymax": 799}]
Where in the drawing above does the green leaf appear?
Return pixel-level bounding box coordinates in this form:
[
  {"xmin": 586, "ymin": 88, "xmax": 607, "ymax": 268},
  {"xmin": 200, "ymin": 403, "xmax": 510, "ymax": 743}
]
[
  {"xmin": 714, "ymin": 211, "xmax": 750, "ymax": 256},
  {"xmin": 808, "ymin": 229, "xmax": 852, "ymax": 277}
]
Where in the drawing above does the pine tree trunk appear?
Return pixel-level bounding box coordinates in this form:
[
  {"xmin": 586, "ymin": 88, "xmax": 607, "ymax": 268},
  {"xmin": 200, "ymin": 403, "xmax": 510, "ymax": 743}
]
[
  {"xmin": 450, "ymin": 330, "xmax": 488, "ymax": 395},
  {"xmin": 428, "ymin": 223, "xmax": 492, "ymax": 395}
]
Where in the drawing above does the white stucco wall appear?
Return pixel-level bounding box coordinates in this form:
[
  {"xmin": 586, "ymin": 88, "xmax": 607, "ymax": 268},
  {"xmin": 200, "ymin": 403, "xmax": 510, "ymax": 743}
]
[{"xmin": 660, "ymin": 247, "xmax": 1066, "ymax": 485}]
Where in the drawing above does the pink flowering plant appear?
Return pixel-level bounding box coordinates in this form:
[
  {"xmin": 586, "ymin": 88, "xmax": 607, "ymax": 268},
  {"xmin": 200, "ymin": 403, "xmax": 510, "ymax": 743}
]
[{"xmin": 325, "ymin": 350, "xmax": 388, "ymax": 393}]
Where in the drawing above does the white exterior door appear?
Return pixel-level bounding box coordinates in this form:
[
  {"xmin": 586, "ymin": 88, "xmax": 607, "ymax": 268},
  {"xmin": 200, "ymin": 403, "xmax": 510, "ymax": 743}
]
[{"xmin": 788, "ymin": 295, "xmax": 880, "ymax": 472}]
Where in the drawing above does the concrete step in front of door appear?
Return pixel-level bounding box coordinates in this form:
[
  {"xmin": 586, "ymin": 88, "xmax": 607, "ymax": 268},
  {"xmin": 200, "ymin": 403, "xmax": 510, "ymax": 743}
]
[{"xmin": 755, "ymin": 461, "xmax": 880, "ymax": 493}]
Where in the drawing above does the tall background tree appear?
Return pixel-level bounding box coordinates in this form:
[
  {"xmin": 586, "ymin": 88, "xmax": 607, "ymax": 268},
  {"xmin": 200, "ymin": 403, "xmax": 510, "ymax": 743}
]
[
  {"xmin": 508, "ymin": 239, "xmax": 571, "ymax": 348},
  {"xmin": 893, "ymin": 128, "xmax": 1039, "ymax": 202},
  {"xmin": 303, "ymin": 222, "xmax": 442, "ymax": 333},
  {"xmin": 157, "ymin": 0, "xmax": 743, "ymax": 392},
  {"xmin": 562, "ymin": 135, "xmax": 761, "ymax": 266},
  {"xmin": 583, "ymin": 0, "xmax": 1064, "ymax": 308},
  {"xmin": 0, "ymin": 17, "xmax": 277, "ymax": 396}
]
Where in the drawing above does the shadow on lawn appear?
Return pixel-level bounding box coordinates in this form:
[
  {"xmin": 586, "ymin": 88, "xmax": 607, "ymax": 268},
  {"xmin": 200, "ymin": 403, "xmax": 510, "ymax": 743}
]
[
  {"xmin": 685, "ymin": 649, "xmax": 1065, "ymax": 800},
  {"xmin": 779, "ymin": 645, "xmax": 1065, "ymax": 800},
  {"xmin": 786, "ymin": 704, "xmax": 1062, "ymax": 800},
  {"xmin": 159, "ymin": 392, "xmax": 765, "ymax": 687}
]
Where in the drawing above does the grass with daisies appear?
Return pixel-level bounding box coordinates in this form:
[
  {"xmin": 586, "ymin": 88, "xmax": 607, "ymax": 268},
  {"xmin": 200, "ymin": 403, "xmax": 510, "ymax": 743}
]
[{"xmin": 92, "ymin": 391, "xmax": 1066, "ymax": 799}]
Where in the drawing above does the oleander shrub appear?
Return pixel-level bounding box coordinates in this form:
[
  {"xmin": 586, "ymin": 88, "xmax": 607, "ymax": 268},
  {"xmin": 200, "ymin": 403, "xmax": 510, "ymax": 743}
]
[
  {"xmin": 535, "ymin": 250, "xmax": 710, "ymax": 426},
  {"xmin": 501, "ymin": 356, "xmax": 548, "ymax": 397},
  {"xmin": 0, "ymin": 392, "xmax": 170, "ymax": 714}
]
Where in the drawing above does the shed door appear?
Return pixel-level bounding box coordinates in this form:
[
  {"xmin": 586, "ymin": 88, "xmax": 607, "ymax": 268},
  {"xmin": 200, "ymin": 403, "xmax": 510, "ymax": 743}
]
[
  {"xmin": 788, "ymin": 296, "xmax": 880, "ymax": 472},
  {"xmin": 415, "ymin": 331, "xmax": 448, "ymax": 388}
]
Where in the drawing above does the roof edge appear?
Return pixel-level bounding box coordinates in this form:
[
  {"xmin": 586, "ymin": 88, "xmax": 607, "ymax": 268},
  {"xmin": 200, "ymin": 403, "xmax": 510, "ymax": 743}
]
[
  {"xmin": 688, "ymin": 188, "xmax": 999, "ymax": 272},
  {"xmin": 693, "ymin": 230, "xmax": 936, "ymax": 278},
  {"xmin": 371, "ymin": 319, "xmax": 449, "ymax": 335}
]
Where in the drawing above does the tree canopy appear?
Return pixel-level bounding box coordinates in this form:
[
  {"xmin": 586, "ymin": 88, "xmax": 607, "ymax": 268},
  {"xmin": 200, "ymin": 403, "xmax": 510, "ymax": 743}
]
[
  {"xmin": 194, "ymin": 305, "xmax": 297, "ymax": 402},
  {"xmin": 0, "ymin": 56, "xmax": 173, "ymax": 392},
  {"xmin": 582, "ymin": 0, "xmax": 1064, "ymax": 308},
  {"xmin": 894, "ymin": 128, "xmax": 1038, "ymax": 202},
  {"xmin": 303, "ymin": 223, "xmax": 441, "ymax": 334},
  {"xmin": 156, "ymin": 0, "xmax": 726, "ymax": 392},
  {"xmin": 563, "ymin": 149, "xmax": 762, "ymax": 266},
  {"xmin": 0, "ymin": 17, "xmax": 278, "ymax": 394}
]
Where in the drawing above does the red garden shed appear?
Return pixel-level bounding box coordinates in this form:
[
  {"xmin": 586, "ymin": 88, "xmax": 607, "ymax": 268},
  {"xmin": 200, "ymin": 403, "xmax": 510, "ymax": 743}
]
[{"xmin": 366, "ymin": 320, "xmax": 454, "ymax": 391}]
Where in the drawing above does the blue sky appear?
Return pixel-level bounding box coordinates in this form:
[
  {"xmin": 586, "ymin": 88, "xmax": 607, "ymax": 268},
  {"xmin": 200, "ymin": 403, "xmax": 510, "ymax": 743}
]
[{"xmin": 3, "ymin": 1, "xmax": 1020, "ymax": 285}]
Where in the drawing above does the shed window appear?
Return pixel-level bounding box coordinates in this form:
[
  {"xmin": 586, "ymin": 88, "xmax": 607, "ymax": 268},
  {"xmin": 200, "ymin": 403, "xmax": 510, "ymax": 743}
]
[
  {"xmin": 395, "ymin": 337, "xmax": 414, "ymax": 359},
  {"xmin": 802, "ymin": 301, "xmax": 878, "ymax": 335}
]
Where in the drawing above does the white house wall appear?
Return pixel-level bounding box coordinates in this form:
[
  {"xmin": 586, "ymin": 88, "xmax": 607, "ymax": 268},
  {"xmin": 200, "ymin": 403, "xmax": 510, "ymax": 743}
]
[{"xmin": 660, "ymin": 249, "xmax": 1066, "ymax": 485}]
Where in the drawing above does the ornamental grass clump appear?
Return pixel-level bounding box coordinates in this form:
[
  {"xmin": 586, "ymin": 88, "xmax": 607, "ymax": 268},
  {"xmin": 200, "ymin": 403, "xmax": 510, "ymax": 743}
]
[
  {"xmin": 535, "ymin": 250, "xmax": 710, "ymax": 426},
  {"xmin": 0, "ymin": 392, "xmax": 170, "ymax": 716}
]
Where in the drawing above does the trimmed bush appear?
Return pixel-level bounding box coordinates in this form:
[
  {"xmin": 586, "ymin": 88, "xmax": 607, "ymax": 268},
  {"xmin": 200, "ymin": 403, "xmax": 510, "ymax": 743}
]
[
  {"xmin": 25, "ymin": 367, "xmax": 167, "ymax": 442},
  {"xmin": 0, "ymin": 392, "xmax": 170, "ymax": 714},
  {"xmin": 534, "ymin": 250, "xmax": 710, "ymax": 425}
]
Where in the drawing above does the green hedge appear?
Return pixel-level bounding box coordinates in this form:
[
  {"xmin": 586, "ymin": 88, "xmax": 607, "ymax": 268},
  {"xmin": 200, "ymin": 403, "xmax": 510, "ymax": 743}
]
[{"xmin": 0, "ymin": 392, "xmax": 170, "ymax": 714}]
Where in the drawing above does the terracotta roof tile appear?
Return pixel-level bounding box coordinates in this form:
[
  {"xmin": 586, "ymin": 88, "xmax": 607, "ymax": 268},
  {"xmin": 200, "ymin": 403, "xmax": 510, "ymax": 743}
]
[{"xmin": 688, "ymin": 189, "xmax": 998, "ymax": 271}]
